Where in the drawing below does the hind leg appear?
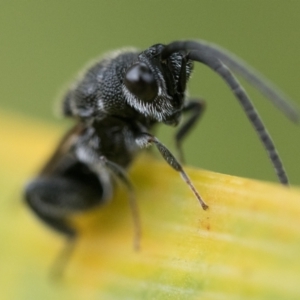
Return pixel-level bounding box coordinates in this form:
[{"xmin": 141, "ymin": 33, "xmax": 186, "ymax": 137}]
[
  {"xmin": 24, "ymin": 174, "xmax": 106, "ymax": 278},
  {"xmin": 25, "ymin": 176, "xmax": 105, "ymax": 235}
]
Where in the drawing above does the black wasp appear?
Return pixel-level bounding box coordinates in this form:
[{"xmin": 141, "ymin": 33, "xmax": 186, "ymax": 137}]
[{"xmin": 25, "ymin": 40, "xmax": 299, "ymax": 274}]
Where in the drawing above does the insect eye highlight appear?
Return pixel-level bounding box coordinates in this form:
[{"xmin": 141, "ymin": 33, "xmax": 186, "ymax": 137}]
[{"xmin": 124, "ymin": 63, "xmax": 158, "ymax": 102}]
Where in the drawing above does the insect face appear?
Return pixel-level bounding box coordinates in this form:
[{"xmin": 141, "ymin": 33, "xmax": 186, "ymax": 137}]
[{"xmin": 123, "ymin": 44, "xmax": 193, "ymax": 125}]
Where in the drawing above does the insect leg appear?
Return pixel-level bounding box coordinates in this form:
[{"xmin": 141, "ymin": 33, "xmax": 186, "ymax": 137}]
[
  {"xmin": 175, "ymin": 98, "xmax": 206, "ymax": 163},
  {"xmin": 25, "ymin": 163, "xmax": 105, "ymax": 277},
  {"xmin": 99, "ymin": 156, "xmax": 141, "ymax": 251},
  {"xmin": 49, "ymin": 236, "xmax": 76, "ymax": 280},
  {"xmin": 25, "ymin": 174, "xmax": 105, "ymax": 231},
  {"xmin": 135, "ymin": 133, "xmax": 208, "ymax": 210}
]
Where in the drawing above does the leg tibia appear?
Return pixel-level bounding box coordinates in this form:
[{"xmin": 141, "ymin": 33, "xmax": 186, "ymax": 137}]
[{"xmin": 25, "ymin": 175, "xmax": 105, "ymax": 236}]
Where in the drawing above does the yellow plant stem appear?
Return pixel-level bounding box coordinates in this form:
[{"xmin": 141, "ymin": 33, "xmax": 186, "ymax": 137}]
[{"xmin": 1, "ymin": 110, "xmax": 300, "ymax": 299}]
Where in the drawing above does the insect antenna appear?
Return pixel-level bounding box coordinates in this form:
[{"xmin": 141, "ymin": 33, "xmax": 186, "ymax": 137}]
[
  {"xmin": 161, "ymin": 40, "xmax": 300, "ymax": 123},
  {"xmin": 160, "ymin": 41, "xmax": 300, "ymax": 185}
]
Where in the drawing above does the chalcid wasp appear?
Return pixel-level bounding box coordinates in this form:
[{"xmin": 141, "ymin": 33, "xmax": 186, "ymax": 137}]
[{"xmin": 24, "ymin": 40, "xmax": 299, "ymax": 274}]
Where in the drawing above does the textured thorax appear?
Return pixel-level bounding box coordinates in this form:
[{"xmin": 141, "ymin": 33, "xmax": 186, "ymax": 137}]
[
  {"xmin": 76, "ymin": 116, "xmax": 140, "ymax": 169},
  {"xmin": 63, "ymin": 50, "xmax": 140, "ymax": 120},
  {"xmin": 62, "ymin": 46, "xmax": 193, "ymax": 128}
]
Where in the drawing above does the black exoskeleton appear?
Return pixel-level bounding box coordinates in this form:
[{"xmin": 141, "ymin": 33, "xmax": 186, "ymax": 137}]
[{"xmin": 24, "ymin": 40, "xmax": 299, "ymax": 275}]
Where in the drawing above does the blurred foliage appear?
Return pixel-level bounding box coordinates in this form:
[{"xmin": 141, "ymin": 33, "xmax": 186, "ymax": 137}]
[{"xmin": 1, "ymin": 1, "xmax": 300, "ymax": 183}]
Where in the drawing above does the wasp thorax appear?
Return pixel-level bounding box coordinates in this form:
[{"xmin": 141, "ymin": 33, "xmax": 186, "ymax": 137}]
[{"xmin": 124, "ymin": 63, "xmax": 158, "ymax": 102}]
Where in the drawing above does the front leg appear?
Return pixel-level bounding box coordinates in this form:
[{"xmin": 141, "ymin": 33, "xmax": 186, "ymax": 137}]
[
  {"xmin": 175, "ymin": 98, "xmax": 206, "ymax": 163},
  {"xmin": 135, "ymin": 132, "xmax": 208, "ymax": 210}
]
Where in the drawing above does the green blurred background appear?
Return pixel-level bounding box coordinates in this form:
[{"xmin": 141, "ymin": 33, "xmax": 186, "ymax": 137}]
[{"xmin": 1, "ymin": 0, "xmax": 300, "ymax": 184}]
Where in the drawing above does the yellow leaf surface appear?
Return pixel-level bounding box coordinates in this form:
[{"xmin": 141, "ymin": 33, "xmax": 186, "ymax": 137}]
[{"xmin": 1, "ymin": 110, "xmax": 300, "ymax": 300}]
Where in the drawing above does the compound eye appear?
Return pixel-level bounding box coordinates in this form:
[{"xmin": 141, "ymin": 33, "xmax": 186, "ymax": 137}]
[{"xmin": 124, "ymin": 63, "xmax": 158, "ymax": 102}]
